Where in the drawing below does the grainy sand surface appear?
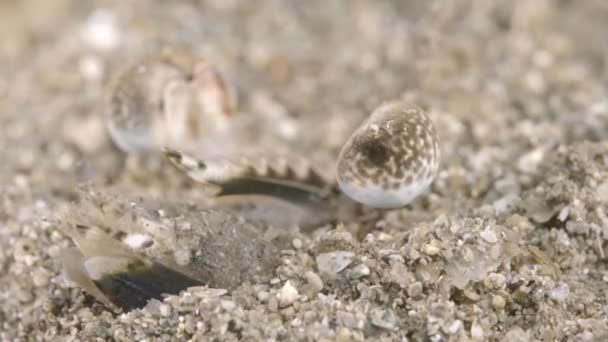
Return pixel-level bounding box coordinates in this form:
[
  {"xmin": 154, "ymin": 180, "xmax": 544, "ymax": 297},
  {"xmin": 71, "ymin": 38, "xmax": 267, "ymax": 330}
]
[{"xmin": 1, "ymin": 1, "xmax": 608, "ymax": 341}]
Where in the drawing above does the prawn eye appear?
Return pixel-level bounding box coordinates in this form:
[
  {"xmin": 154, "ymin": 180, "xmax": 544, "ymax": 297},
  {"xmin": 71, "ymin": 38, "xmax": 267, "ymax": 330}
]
[
  {"xmin": 361, "ymin": 141, "xmax": 389, "ymax": 166},
  {"xmin": 106, "ymin": 48, "xmax": 237, "ymax": 155},
  {"xmin": 336, "ymin": 101, "xmax": 440, "ymax": 209}
]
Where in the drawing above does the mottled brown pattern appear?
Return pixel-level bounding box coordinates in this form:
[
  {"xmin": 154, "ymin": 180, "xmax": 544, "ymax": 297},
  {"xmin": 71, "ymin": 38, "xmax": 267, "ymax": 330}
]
[{"xmin": 337, "ymin": 101, "xmax": 439, "ymax": 189}]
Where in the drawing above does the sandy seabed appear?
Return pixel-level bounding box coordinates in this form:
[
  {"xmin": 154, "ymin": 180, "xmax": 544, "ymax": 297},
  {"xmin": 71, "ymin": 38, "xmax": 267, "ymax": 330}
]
[{"xmin": 1, "ymin": 1, "xmax": 607, "ymax": 341}]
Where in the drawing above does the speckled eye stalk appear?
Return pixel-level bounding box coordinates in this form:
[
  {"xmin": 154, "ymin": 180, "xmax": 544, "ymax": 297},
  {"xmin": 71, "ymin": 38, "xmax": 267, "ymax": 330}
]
[
  {"xmin": 336, "ymin": 101, "xmax": 440, "ymax": 208},
  {"xmin": 106, "ymin": 48, "xmax": 237, "ymax": 154}
]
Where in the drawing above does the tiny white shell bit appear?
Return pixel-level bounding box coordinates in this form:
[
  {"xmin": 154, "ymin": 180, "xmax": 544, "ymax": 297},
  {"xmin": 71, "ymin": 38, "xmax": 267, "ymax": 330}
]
[{"xmin": 336, "ymin": 101, "xmax": 440, "ymax": 208}]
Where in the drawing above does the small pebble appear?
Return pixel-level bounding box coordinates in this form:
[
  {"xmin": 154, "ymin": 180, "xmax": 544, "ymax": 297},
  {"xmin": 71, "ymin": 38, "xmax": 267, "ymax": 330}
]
[
  {"xmin": 480, "ymin": 228, "xmax": 498, "ymax": 243},
  {"xmin": 558, "ymin": 206, "xmax": 570, "ymax": 221},
  {"xmin": 388, "ymin": 261, "xmax": 410, "ymax": 287},
  {"xmin": 350, "ymin": 264, "xmax": 370, "ymax": 279},
  {"xmin": 292, "ymin": 238, "xmax": 302, "ymax": 249},
  {"xmin": 290, "ymin": 317, "xmax": 302, "ymax": 327},
  {"xmin": 183, "ymin": 316, "xmax": 196, "ymax": 335},
  {"xmin": 316, "ymin": 251, "xmax": 355, "ymax": 274},
  {"xmin": 503, "ymin": 326, "xmax": 530, "ymax": 342},
  {"xmin": 256, "ymin": 291, "xmax": 269, "ymax": 303},
  {"xmin": 17, "ymin": 288, "xmax": 33, "ymax": 303},
  {"xmin": 173, "ymin": 249, "xmax": 192, "ymax": 266},
  {"xmin": 31, "ymin": 269, "xmax": 50, "ymax": 287},
  {"xmin": 463, "ymin": 290, "xmax": 481, "ymax": 302},
  {"xmin": 159, "ymin": 304, "xmax": 171, "ymax": 317},
  {"xmin": 220, "ymin": 300, "xmax": 236, "ymax": 311},
  {"xmin": 445, "ymin": 320, "xmax": 463, "ymax": 334},
  {"xmin": 189, "ymin": 287, "xmax": 227, "ymax": 299},
  {"xmin": 388, "ymin": 254, "xmax": 405, "ymax": 263},
  {"xmin": 370, "ymin": 317, "xmax": 397, "ymax": 331},
  {"xmin": 471, "ymin": 321, "xmax": 484, "ymax": 340},
  {"xmin": 304, "ymin": 271, "xmax": 324, "ymax": 292},
  {"xmin": 266, "ymin": 297, "xmax": 279, "ymax": 312},
  {"xmin": 422, "ymin": 244, "xmax": 441, "ymax": 256},
  {"xmin": 277, "ymin": 281, "xmax": 299, "ymax": 308},
  {"xmin": 491, "ymin": 294, "xmax": 506, "ymax": 310},
  {"xmin": 123, "ymin": 233, "xmax": 153, "ymax": 249},
  {"xmin": 484, "ymin": 273, "xmax": 506, "ymax": 290},
  {"xmin": 336, "ymin": 327, "xmax": 362, "ymax": 342},
  {"xmin": 407, "ymin": 282, "xmax": 423, "ymax": 299},
  {"xmin": 549, "ymin": 283, "xmax": 569, "ymax": 302}
]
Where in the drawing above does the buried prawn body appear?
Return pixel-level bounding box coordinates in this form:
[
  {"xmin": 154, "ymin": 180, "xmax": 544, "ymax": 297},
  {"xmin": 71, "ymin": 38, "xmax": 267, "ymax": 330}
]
[
  {"xmin": 166, "ymin": 100, "xmax": 440, "ymax": 210},
  {"xmin": 60, "ymin": 222, "xmax": 204, "ymax": 311},
  {"xmin": 63, "ymin": 92, "xmax": 439, "ymax": 310}
]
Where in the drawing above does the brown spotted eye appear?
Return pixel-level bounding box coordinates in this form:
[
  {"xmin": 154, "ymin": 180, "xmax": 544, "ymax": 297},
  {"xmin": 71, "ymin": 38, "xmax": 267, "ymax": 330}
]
[{"xmin": 336, "ymin": 100, "xmax": 440, "ymax": 208}]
